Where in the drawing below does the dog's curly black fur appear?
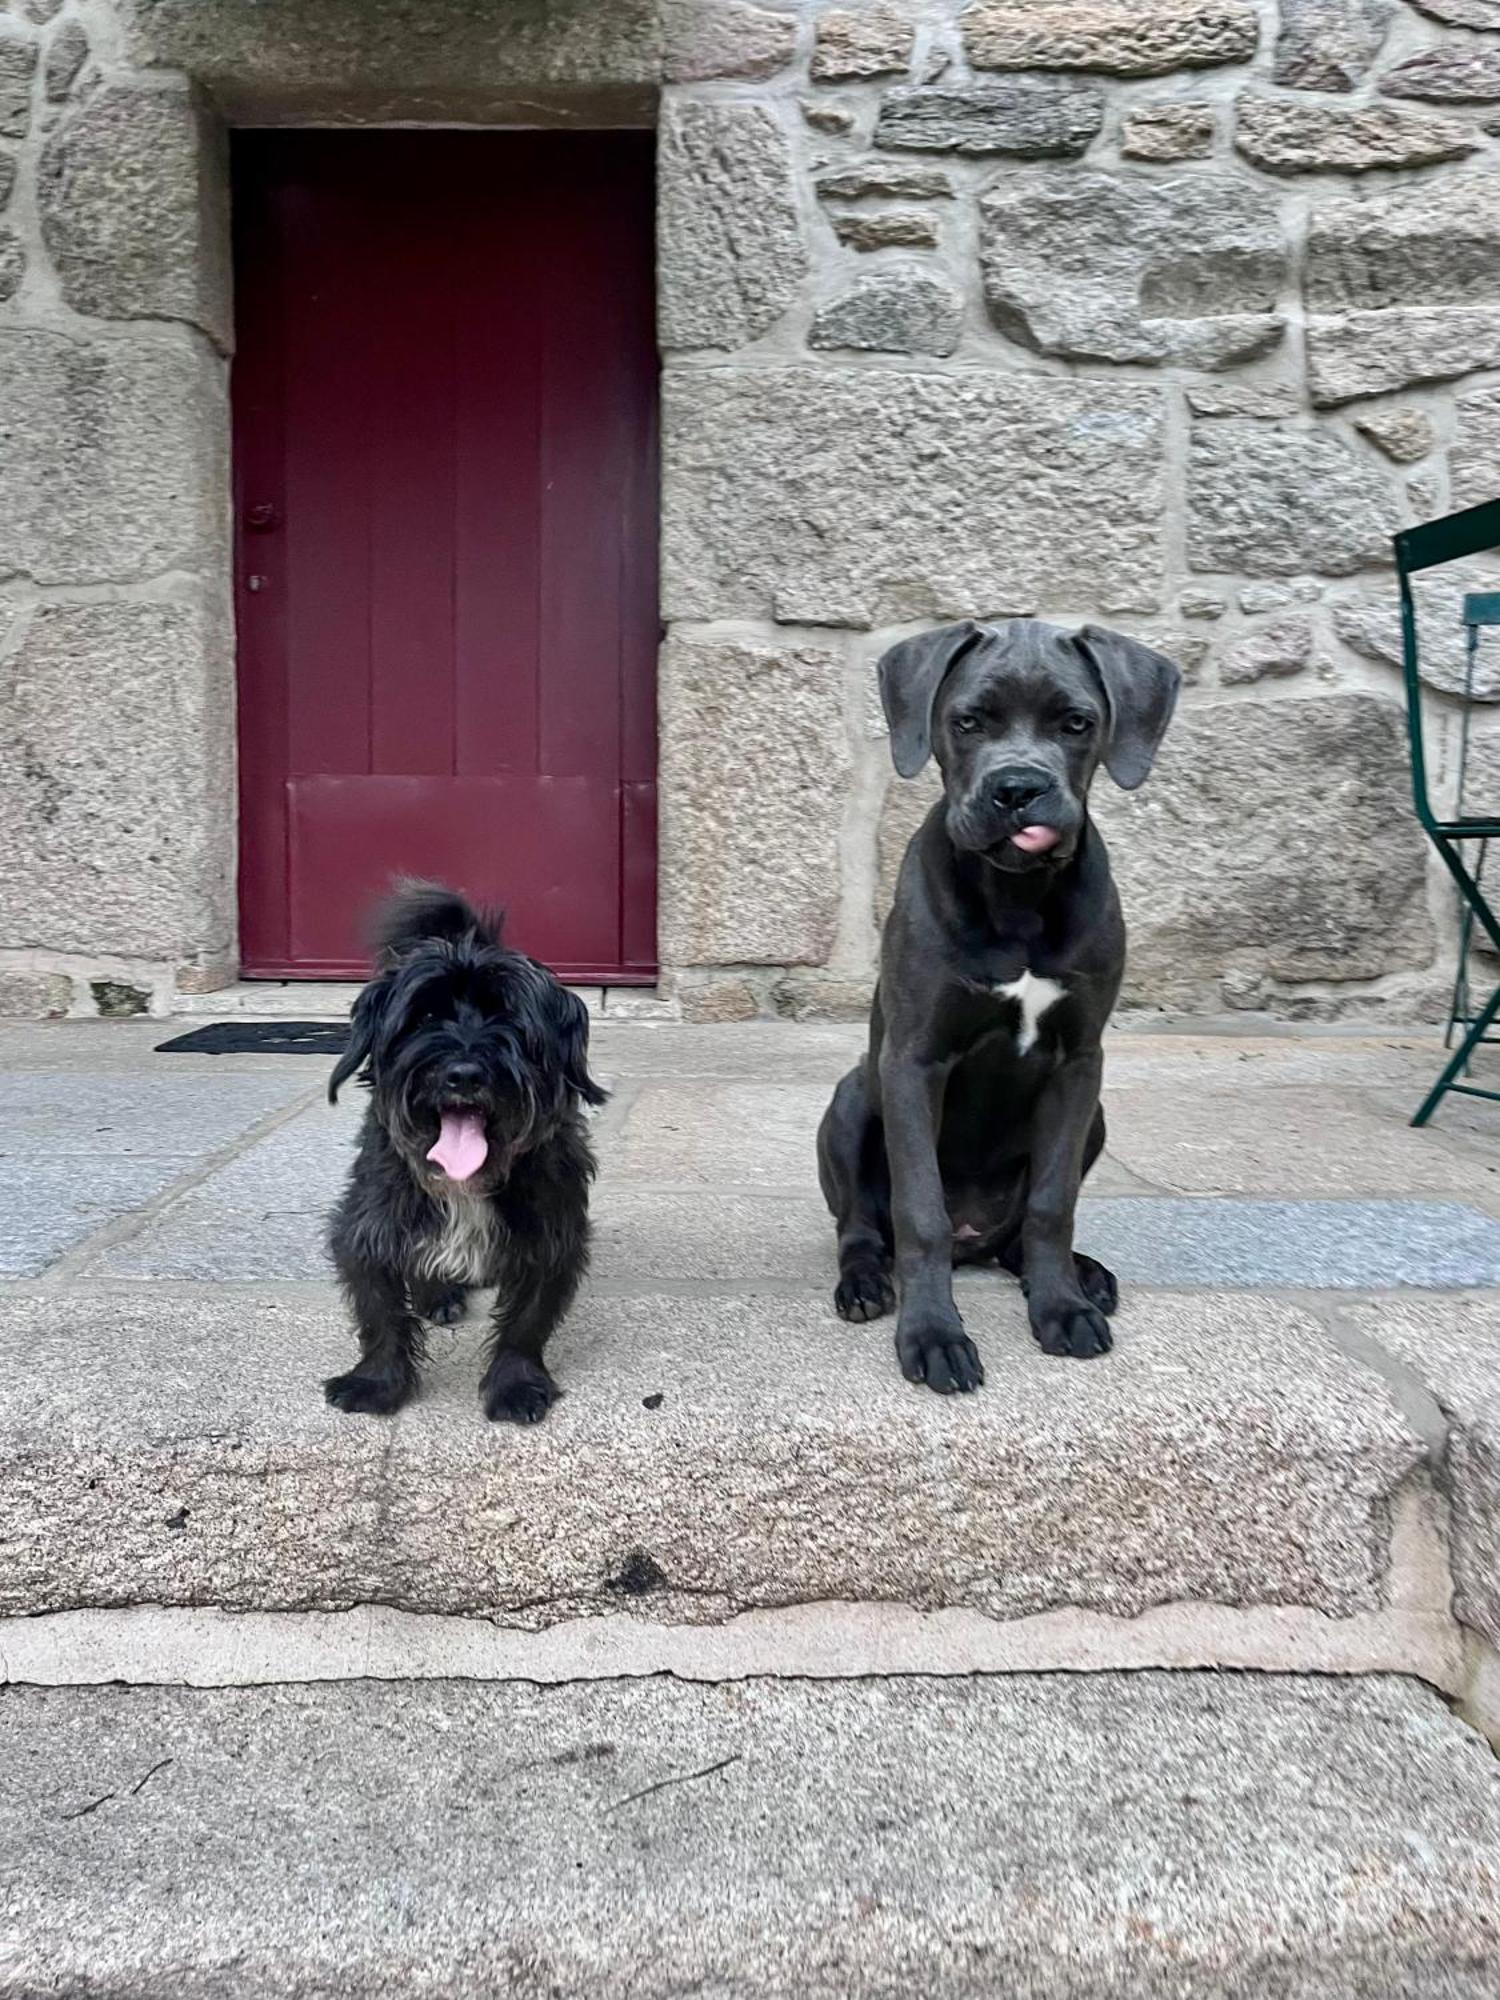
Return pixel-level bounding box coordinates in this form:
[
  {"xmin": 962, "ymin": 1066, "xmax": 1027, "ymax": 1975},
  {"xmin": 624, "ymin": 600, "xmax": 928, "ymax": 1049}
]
[{"xmin": 324, "ymin": 882, "xmax": 606, "ymax": 1424}]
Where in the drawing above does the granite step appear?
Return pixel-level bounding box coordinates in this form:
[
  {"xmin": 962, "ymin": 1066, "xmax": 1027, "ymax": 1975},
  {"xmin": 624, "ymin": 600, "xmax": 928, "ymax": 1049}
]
[
  {"xmin": 2, "ymin": 1671, "xmax": 1497, "ymax": 1998},
  {"xmin": 0, "ymin": 1282, "xmax": 1469, "ymax": 1699}
]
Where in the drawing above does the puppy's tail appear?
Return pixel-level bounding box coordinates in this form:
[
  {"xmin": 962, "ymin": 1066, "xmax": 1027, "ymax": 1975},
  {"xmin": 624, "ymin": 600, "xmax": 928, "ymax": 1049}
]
[{"xmin": 370, "ymin": 879, "xmax": 504, "ymax": 963}]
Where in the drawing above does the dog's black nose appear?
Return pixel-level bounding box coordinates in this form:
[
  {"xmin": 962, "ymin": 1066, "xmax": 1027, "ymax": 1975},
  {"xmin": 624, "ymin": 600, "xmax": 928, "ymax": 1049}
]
[
  {"xmin": 443, "ymin": 1060, "xmax": 484, "ymax": 1094},
  {"xmin": 989, "ymin": 766, "xmax": 1053, "ymax": 814}
]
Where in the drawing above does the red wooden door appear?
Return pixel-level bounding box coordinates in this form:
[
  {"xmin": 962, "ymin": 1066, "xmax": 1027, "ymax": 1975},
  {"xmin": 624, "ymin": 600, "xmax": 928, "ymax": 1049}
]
[{"xmin": 232, "ymin": 131, "xmax": 658, "ymax": 981}]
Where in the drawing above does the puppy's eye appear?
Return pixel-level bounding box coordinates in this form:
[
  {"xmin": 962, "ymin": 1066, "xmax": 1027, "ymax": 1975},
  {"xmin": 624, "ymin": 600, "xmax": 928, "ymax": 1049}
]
[
  {"xmin": 1061, "ymin": 712, "xmax": 1094, "ymax": 736},
  {"xmin": 951, "ymin": 715, "xmax": 980, "ymax": 736}
]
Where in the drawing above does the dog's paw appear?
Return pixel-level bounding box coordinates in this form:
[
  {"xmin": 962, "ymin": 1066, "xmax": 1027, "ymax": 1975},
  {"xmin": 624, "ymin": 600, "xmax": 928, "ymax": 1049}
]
[
  {"xmin": 1074, "ymin": 1254, "xmax": 1119, "ymax": 1317},
  {"xmin": 895, "ymin": 1318, "xmax": 984, "ymax": 1394},
  {"xmin": 1030, "ymin": 1299, "xmax": 1113, "ymax": 1359},
  {"xmin": 483, "ymin": 1354, "xmax": 561, "ymax": 1426},
  {"xmin": 834, "ymin": 1263, "xmax": 895, "ymax": 1324},
  {"xmin": 415, "ymin": 1284, "xmax": 468, "ymax": 1326},
  {"xmin": 323, "ymin": 1368, "xmax": 413, "ymax": 1416}
]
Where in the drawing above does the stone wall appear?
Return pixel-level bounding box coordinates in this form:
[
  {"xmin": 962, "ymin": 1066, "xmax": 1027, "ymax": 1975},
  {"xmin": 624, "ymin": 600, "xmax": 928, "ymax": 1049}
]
[
  {"xmin": 654, "ymin": 0, "xmax": 1500, "ymax": 1024},
  {"xmin": 0, "ymin": 0, "xmax": 234, "ymax": 1015},
  {"xmin": 1, "ymin": 0, "xmax": 1497, "ymax": 1019}
]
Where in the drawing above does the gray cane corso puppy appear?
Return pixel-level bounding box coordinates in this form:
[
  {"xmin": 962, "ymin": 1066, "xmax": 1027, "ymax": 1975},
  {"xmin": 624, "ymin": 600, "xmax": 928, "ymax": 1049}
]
[{"xmin": 817, "ymin": 618, "xmax": 1180, "ymax": 1393}]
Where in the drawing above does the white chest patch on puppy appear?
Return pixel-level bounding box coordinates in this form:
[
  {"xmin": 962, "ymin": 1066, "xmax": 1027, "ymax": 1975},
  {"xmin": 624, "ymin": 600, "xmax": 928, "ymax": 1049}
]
[
  {"xmin": 992, "ymin": 971, "xmax": 1065, "ymax": 1055},
  {"xmin": 415, "ymin": 1192, "xmax": 501, "ymax": 1288}
]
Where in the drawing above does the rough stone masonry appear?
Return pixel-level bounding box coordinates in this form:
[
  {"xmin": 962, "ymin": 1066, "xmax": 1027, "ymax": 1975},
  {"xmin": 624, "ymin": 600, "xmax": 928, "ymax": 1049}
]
[{"xmin": 0, "ymin": 0, "xmax": 1499, "ymax": 1022}]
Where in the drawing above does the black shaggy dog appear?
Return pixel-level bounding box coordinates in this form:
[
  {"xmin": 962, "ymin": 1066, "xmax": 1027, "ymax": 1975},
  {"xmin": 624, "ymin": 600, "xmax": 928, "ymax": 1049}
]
[{"xmin": 324, "ymin": 883, "xmax": 606, "ymax": 1424}]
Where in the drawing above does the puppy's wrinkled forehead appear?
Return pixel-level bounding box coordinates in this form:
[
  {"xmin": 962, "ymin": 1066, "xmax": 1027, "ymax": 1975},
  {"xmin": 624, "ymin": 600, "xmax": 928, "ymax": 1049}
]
[{"xmin": 940, "ymin": 619, "xmax": 1098, "ymax": 717}]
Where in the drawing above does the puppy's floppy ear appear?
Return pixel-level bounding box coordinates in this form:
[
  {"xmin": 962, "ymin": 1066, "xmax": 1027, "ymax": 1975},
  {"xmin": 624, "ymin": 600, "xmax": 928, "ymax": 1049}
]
[
  {"xmin": 878, "ymin": 621, "xmax": 985, "ymax": 779},
  {"xmin": 1073, "ymin": 625, "xmax": 1181, "ymax": 791},
  {"xmin": 371, "ymin": 879, "xmax": 503, "ymax": 964},
  {"xmin": 328, "ymin": 979, "xmax": 385, "ymax": 1104},
  {"xmin": 549, "ymin": 981, "xmax": 608, "ymax": 1109}
]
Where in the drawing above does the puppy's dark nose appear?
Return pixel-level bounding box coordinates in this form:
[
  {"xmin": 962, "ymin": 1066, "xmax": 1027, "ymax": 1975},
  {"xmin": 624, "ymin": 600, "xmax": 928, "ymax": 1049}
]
[
  {"xmin": 444, "ymin": 1060, "xmax": 484, "ymax": 1095},
  {"xmin": 989, "ymin": 766, "xmax": 1053, "ymax": 814}
]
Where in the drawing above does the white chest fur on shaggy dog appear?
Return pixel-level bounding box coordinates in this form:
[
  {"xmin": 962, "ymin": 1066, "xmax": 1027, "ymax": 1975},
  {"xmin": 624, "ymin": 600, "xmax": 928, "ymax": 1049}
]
[{"xmin": 413, "ymin": 1188, "xmax": 505, "ymax": 1288}]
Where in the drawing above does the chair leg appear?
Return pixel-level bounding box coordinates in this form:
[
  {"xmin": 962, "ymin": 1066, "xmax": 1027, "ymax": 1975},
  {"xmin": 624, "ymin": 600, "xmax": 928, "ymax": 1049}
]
[{"xmin": 1413, "ymin": 978, "xmax": 1500, "ymax": 1127}]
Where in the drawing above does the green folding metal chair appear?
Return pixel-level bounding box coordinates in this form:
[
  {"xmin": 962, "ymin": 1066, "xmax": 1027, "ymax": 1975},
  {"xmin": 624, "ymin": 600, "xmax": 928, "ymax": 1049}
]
[{"xmin": 1397, "ymin": 497, "xmax": 1500, "ymax": 1125}]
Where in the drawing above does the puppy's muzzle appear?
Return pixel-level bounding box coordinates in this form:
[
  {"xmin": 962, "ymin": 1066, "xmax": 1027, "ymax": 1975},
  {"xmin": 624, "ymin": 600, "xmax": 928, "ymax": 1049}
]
[
  {"xmin": 988, "ymin": 764, "xmax": 1054, "ymax": 816},
  {"xmin": 951, "ymin": 763, "xmax": 1076, "ymax": 861}
]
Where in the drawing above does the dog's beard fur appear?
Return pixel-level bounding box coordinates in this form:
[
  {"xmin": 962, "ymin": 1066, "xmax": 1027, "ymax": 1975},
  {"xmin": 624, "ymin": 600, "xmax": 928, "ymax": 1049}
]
[{"xmin": 324, "ymin": 882, "xmax": 606, "ymax": 1426}]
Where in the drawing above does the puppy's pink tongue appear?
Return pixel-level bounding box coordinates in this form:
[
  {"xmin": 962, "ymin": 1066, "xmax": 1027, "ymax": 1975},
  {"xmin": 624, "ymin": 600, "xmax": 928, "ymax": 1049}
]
[
  {"xmin": 427, "ymin": 1111, "xmax": 489, "ymax": 1182},
  {"xmin": 1012, "ymin": 825, "xmax": 1061, "ymax": 855}
]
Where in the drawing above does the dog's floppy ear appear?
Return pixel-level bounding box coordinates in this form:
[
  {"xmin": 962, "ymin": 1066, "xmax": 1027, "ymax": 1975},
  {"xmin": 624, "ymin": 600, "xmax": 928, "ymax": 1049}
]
[
  {"xmin": 1073, "ymin": 625, "xmax": 1181, "ymax": 791},
  {"xmin": 328, "ymin": 980, "xmax": 384, "ymax": 1104},
  {"xmin": 549, "ymin": 981, "xmax": 608, "ymax": 1109},
  {"xmin": 371, "ymin": 879, "xmax": 502, "ymax": 964},
  {"xmin": 878, "ymin": 621, "xmax": 984, "ymax": 779}
]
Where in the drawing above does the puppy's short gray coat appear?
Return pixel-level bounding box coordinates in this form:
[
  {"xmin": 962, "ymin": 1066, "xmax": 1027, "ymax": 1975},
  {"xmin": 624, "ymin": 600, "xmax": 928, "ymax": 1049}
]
[{"xmin": 817, "ymin": 618, "xmax": 1180, "ymax": 1392}]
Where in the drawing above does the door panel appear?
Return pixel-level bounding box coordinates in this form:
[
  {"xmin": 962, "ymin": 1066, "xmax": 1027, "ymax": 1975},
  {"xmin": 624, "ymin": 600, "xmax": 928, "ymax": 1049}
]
[{"xmin": 232, "ymin": 131, "xmax": 659, "ymax": 981}]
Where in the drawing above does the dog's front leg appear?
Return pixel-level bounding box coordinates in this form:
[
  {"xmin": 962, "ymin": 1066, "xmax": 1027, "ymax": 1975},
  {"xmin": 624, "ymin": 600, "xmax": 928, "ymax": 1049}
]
[
  {"xmin": 324, "ymin": 1251, "xmax": 425, "ymax": 1415},
  {"xmin": 881, "ymin": 1049, "xmax": 983, "ymax": 1394},
  {"xmin": 1023, "ymin": 1049, "xmax": 1110, "ymax": 1359},
  {"xmin": 481, "ymin": 1193, "xmax": 587, "ymax": 1425}
]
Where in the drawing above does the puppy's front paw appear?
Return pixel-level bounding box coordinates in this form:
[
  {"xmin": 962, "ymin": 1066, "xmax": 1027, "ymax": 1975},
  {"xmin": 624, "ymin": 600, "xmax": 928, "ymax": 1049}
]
[
  {"xmin": 323, "ymin": 1368, "xmax": 413, "ymax": 1416},
  {"xmin": 895, "ymin": 1317, "xmax": 984, "ymax": 1394},
  {"xmin": 483, "ymin": 1354, "xmax": 561, "ymax": 1426},
  {"xmin": 834, "ymin": 1262, "xmax": 894, "ymax": 1324},
  {"xmin": 1030, "ymin": 1298, "xmax": 1113, "ymax": 1359}
]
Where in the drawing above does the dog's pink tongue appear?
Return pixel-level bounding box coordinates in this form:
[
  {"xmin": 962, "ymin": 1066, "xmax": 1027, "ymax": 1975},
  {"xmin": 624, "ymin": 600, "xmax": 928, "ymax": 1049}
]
[
  {"xmin": 427, "ymin": 1111, "xmax": 489, "ymax": 1183},
  {"xmin": 1012, "ymin": 824, "xmax": 1061, "ymax": 855}
]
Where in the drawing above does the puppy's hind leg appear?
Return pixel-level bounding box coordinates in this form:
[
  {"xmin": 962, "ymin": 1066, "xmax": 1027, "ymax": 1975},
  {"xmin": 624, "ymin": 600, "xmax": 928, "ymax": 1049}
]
[
  {"xmin": 993, "ymin": 1109, "xmax": 1118, "ymax": 1315},
  {"xmin": 481, "ymin": 1180, "xmax": 588, "ymax": 1425},
  {"xmin": 818, "ymin": 1064, "xmax": 895, "ymax": 1325},
  {"xmin": 324, "ymin": 1246, "xmax": 425, "ymax": 1416},
  {"xmin": 995, "ymin": 1237, "xmax": 1118, "ymax": 1316},
  {"xmin": 1072, "ymin": 1102, "xmax": 1119, "ymax": 1314}
]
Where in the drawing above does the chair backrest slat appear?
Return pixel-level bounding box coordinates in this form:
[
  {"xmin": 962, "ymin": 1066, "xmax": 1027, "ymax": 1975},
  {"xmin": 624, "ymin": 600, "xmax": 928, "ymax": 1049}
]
[{"xmin": 1396, "ymin": 499, "xmax": 1500, "ymax": 577}]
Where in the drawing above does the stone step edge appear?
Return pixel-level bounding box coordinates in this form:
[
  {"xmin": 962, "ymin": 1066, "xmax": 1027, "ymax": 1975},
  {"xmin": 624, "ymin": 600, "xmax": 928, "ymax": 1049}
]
[
  {"xmin": 0, "ymin": 1470, "xmax": 1459, "ymax": 1666},
  {"xmin": 4, "ymin": 1489, "xmax": 1492, "ymax": 1746}
]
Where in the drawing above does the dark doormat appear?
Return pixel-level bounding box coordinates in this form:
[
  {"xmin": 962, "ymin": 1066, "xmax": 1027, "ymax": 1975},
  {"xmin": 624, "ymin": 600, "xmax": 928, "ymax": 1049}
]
[{"xmin": 156, "ymin": 1021, "xmax": 349, "ymax": 1056}]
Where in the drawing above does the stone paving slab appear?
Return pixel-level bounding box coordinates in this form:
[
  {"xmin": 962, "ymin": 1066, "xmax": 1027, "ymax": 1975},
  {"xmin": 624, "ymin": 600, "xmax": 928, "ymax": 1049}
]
[
  {"xmin": 0, "ymin": 1285, "xmax": 1424, "ymax": 1626},
  {"xmin": 0, "ymin": 1070, "xmax": 316, "ymax": 1277},
  {"xmin": 88, "ymin": 1177, "xmax": 1500, "ymax": 1291},
  {"xmin": 0, "ymin": 1018, "xmax": 1484, "ymax": 1085},
  {"xmin": 1343, "ymin": 1294, "xmax": 1500, "ymax": 1654},
  {"xmin": 1077, "ymin": 1198, "xmax": 1500, "ymax": 1288},
  {"xmin": 603, "ymin": 1080, "xmax": 826, "ymax": 1190},
  {"xmin": 592, "ymin": 1018, "xmax": 864, "ymax": 1082},
  {"xmin": 0, "ymin": 1155, "xmax": 209, "ymax": 1279},
  {"xmin": 599, "ymin": 1073, "xmax": 1496, "ymax": 1205},
  {"xmin": 1102, "ymin": 1033, "xmax": 1486, "ymax": 1092},
  {"xmin": 612, "ymin": 1191, "xmax": 1500, "ymax": 1296},
  {"xmin": 0, "ymin": 1068, "xmax": 311, "ymax": 1154},
  {"xmin": 82, "ymin": 1098, "xmax": 355, "ymax": 1280},
  {"xmin": 590, "ymin": 1187, "xmax": 831, "ymax": 1285},
  {"xmin": 1105, "ymin": 1083, "xmax": 1499, "ymax": 1200},
  {"xmin": 1363, "ymin": 1081, "xmax": 1500, "ymax": 1152},
  {"xmin": 2, "ymin": 1673, "xmax": 1496, "ymax": 1999},
  {"xmin": 0, "ymin": 1019, "xmax": 342, "ymax": 1075}
]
